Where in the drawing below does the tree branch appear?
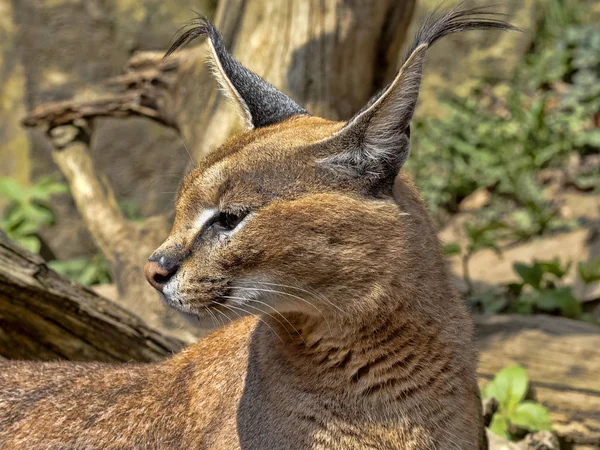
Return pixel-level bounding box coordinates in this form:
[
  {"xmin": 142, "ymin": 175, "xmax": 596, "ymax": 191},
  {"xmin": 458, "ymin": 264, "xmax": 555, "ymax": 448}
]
[
  {"xmin": 46, "ymin": 127, "xmax": 201, "ymax": 343},
  {"xmin": 21, "ymin": 52, "xmax": 186, "ymax": 131},
  {"xmin": 0, "ymin": 231, "xmax": 183, "ymax": 362}
]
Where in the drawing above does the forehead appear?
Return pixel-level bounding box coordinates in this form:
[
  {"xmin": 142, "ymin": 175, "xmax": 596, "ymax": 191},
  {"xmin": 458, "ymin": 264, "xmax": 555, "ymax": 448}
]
[{"xmin": 177, "ymin": 116, "xmax": 342, "ymax": 208}]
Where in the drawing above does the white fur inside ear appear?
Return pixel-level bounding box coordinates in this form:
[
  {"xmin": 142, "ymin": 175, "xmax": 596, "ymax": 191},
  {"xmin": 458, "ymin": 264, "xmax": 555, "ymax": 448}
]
[{"xmin": 206, "ymin": 40, "xmax": 254, "ymax": 129}]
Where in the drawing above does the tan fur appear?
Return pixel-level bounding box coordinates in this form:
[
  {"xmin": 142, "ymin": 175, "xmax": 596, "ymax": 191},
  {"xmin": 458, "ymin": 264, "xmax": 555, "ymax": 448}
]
[{"xmin": 0, "ymin": 115, "xmax": 485, "ymax": 449}]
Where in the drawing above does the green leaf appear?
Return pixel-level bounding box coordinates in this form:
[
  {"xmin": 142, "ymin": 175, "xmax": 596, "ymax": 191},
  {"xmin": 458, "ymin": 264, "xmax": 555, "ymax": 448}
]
[
  {"xmin": 514, "ymin": 262, "xmax": 543, "ymax": 290},
  {"xmin": 578, "ymin": 259, "xmax": 600, "ymax": 285},
  {"xmin": 514, "ymin": 295, "xmax": 535, "ymax": 315},
  {"xmin": 535, "ymin": 289, "xmax": 561, "ymax": 311},
  {"xmin": 489, "ymin": 413, "xmax": 510, "ymax": 439},
  {"xmin": 29, "ymin": 181, "xmax": 68, "ymax": 201},
  {"xmin": 16, "ymin": 221, "xmax": 42, "ymax": 236},
  {"xmin": 22, "ymin": 203, "xmax": 54, "ymax": 227},
  {"xmin": 479, "ymin": 291, "xmax": 508, "ymax": 314},
  {"xmin": 537, "ymin": 258, "xmax": 571, "ymax": 279},
  {"xmin": 442, "ymin": 243, "xmax": 461, "ymax": 256},
  {"xmin": 481, "ymin": 381, "xmax": 498, "ymax": 402},
  {"xmin": 537, "ymin": 287, "xmax": 581, "ymax": 318},
  {"xmin": 14, "ymin": 235, "xmax": 41, "ymax": 253},
  {"xmin": 510, "ymin": 401, "xmax": 552, "ymax": 432},
  {"xmin": 49, "ymin": 255, "xmax": 112, "ymax": 286},
  {"xmin": 0, "ymin": 178, "xmax": 26, "ymax": 202},
  {"xmin": 484, "ymin": 365, "xmax": 529, "ymax": 412},
  {"xmin": 0, "ymin": 206, "xmax": 25, "ymax": 230},
  {"xmin": 511, "ymin": 210, "xmax": 534, "ymax": 230}
]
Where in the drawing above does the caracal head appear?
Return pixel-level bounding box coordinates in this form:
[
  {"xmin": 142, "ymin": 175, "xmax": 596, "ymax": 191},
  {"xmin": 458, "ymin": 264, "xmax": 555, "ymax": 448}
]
[{"xmin": 144, "ymin": 11, "xmax": 515, "ymax": 327}]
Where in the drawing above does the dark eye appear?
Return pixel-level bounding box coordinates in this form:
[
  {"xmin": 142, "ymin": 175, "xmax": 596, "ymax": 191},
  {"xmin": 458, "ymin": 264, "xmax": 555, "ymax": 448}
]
[{"xmin": 215, "ymin": 211, "xmax": 246, "ymax": 231}]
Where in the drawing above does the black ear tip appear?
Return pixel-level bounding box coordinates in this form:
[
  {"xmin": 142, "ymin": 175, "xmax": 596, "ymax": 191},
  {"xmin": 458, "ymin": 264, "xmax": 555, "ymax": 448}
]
[{"xmin": 163, "ymin": 14, "xmax": 218, "ymax": 59}]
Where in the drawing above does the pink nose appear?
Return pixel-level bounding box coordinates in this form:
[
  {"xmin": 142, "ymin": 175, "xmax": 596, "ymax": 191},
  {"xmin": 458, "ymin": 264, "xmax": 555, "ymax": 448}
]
[{"xmin": 144, "ymin": 260, "xmax": 177, "ymax": 292}]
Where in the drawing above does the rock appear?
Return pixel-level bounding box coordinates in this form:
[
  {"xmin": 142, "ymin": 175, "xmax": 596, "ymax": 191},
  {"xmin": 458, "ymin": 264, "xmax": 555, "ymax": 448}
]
[
  {"xmin": 488, "ymin": 431, "xmax": 521, "ymax": 450},
  {"xmin": 520, "ymin": 431, "xmax": 560, "ymax": 450},
  {"xmin": 459, "ymin": 187, "xmax": 492, "ymax": 212},
  {"xmin": 441, "ymin": 191, "xmax": 600, "ymax": 301},
  {"xmin": 487, "ymin": 431, "xmax": 559, "ymax": 450},
  {"xmin": 446, "ymin": 228, "xmax": 594, "ymax": 293},
  {"xmin": 556, "ymin": 191, "xmax": 600, "ymax": 223}
]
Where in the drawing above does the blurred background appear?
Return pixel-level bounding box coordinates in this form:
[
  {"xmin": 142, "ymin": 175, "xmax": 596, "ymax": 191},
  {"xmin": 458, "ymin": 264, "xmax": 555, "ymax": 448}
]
[{"xmin": 0, "ymin": 0, "xmax": 598, "ymax": 448}]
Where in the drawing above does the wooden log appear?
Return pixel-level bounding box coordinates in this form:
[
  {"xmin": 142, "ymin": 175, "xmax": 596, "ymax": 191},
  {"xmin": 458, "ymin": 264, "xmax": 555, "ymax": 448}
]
[
  {"xmin": 0, "ymin": 231, "xmax": 184, "ymax": 362},
  {"xmin": 475, "ymin": 315, "xmax": 600, "ymax": 446}
]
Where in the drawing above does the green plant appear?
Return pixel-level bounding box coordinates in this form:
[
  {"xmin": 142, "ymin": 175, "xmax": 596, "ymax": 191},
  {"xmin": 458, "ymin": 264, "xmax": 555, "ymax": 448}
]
[
  {"xmin": 49, "ymin": 254, "xmax": 111, "ymax": 287},
  {"xmin": 0, "ymin": 175, "xmax": 68, "ymax": 253},
  {"xmin": 511, "ymin": 258, "xmax": 581, "ymax": 318},
  {"xmin": 0, "ymin": 175, "xmax": 113, "ymax": 287},
  {"xmin": 578, "ymin": 259, "xmax": 600, "ymax": 284},
  {"xmin": 119, "ymin": 200, "xmax": 144, "ymax": 223},
  {"xmin": 467, "ymin": 257, "xmax": 593, "ymax": 320},
  {"xmin": 482, "ymin": 366, "xmax": 552, "ymax": 440},
  {"xmin": 406, "ymin": 4, "xmax": 599, "ymax": 229}
]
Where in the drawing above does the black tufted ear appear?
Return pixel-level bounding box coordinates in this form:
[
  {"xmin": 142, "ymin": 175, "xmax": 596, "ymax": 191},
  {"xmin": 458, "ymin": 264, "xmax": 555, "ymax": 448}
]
[
  {"xmin": 165, "ymin": 15, "xmax": 308, "ymax": 129},
  {"xmin": 319, "ymin": 6, "xmax": 518, "ymax": 184}
]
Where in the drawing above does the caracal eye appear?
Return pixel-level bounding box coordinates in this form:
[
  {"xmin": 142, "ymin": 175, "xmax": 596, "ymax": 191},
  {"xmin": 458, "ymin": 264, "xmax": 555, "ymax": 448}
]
[{"xmin": 214, "ymin": 211, "xmax": 247, "ymax": 232}]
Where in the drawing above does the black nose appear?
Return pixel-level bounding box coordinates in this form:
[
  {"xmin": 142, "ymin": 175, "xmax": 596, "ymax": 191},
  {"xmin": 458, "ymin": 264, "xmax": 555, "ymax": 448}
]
[{"xmin": 144, "ymin": 255, "xmax": 179, "ymax": 292}]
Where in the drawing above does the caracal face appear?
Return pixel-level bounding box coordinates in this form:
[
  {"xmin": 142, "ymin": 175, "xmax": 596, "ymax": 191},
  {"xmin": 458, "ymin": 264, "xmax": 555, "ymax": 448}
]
[{"xmin": 146, "ymin": 115, "xmax": 413, "ymax": 327}]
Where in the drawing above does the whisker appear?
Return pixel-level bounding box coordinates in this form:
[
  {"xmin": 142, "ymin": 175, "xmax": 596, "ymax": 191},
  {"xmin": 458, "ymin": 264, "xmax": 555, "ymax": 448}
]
[
  {"xmin": 246, "ymin": 300, "xmax": 307, "ymax": 347},
  {"xmin": 219, "ymin": 302, "xmax": 285, "ymax": 344},
  {"xmin": 220, "ymin": 295, "xmax": 295, "ymax": 341},
  {"xmin": 222, "ymin": 295, "xmax": 305, "ymax": 346},
  {"xmin": 210, "ymin": 303, "xmax": 232, "ymax": 328},
  {"xmin": 234, "ymin": 286, "xmax": 326, "ymax": 317},
  {"xmin": 232, "ymin": 302, "xmax": 296, "ymax": 343},
  {"xmin": 203, "ymin": 305, "xmax": 220, "ymax": 328},
  {"xmin": 247, "ymin": 281, "xmax": 347, "ymax": 315},
  {"xmin": 179, "ymin": 135, "xmax": 196, "ymax": 166},
  {"xmin": 233, "ymin": 286, "xmax": 333, "ymax": 335}
]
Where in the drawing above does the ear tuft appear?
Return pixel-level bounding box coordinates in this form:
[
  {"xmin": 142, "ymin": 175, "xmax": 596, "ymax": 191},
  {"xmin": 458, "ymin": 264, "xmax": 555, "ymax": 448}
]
[
  {"xmin": 319, "ymin": 6, "xmax": 518, "ymax": 184},
  {"xmin": 165, "ymin": 15, "xmax": 308, "ymax": 129}
]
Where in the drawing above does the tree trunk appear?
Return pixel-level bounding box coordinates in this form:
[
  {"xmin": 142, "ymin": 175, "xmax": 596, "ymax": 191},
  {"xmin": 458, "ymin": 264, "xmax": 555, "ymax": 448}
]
[
  {"xmin": 40, "ymin": 127, "xmax": 201, "ymax": 343},
  {"xmin": 173, "ymin": 0, "xmax": 416, "ymax": 159},
  {"xmin": 0, "ymin": 231, "xmax": 183, "ymax": 362},
  {"xmin": 21, "ymin": 0, "xmax": 417, "ymax": 336}
]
